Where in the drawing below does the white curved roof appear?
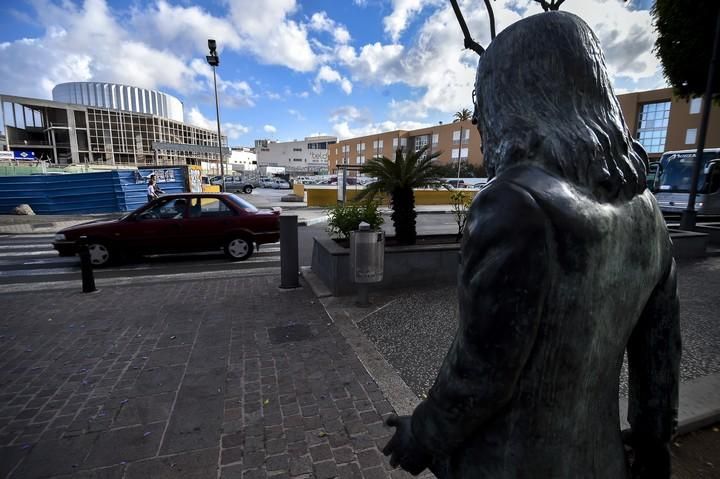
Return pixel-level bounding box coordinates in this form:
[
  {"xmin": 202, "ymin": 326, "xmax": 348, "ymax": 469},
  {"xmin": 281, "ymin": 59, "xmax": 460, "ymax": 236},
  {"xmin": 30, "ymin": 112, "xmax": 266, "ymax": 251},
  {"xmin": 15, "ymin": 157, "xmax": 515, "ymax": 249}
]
[{"xmin": 52, "ymin": 82, "xmax": 183, "ymax": 122}]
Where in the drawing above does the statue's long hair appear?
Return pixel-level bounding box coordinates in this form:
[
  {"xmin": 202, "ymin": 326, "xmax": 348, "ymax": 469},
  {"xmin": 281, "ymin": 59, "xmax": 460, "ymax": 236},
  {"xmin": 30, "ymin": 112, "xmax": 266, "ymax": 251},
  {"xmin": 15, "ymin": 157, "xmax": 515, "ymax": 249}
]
[{"xmin": 473, "ymin": 12, "xmax": 648, "ymax": 201}]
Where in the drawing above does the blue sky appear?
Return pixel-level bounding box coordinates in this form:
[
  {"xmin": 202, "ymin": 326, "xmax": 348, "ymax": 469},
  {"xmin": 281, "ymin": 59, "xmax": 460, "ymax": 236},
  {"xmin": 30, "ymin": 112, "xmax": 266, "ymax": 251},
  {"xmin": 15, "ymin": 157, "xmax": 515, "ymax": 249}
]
[{"xmin": 0, "ymin": 0, "xmax": 666, "ymax": 147}]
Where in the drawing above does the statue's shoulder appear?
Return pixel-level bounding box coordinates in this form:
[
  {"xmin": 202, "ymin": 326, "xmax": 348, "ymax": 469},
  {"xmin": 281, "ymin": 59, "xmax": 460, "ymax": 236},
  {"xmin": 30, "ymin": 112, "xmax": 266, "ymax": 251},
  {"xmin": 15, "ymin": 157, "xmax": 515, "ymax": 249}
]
[{"xmin": 479, "ymin": 165, "xmax": 567, "ymax": 209}]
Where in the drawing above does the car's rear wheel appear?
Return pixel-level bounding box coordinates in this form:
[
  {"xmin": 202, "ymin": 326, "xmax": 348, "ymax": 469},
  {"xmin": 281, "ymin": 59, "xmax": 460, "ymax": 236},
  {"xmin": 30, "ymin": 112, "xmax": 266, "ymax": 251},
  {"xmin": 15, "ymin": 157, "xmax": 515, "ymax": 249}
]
[
  {"xmin": 225, "ymin": 236, "xmax": 254, "ymax": 261},
  {"xmin": 243, "ymin": 185, "xmax": 253, "ymax": 194},
  {"xmin": 87, "ymin": 241, "xmax": 112, "ymax": 267}
]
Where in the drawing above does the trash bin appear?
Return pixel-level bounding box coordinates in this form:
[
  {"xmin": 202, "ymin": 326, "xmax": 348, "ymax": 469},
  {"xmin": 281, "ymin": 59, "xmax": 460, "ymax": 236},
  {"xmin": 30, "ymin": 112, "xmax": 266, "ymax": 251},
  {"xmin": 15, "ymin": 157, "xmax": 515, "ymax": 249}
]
[{"xmin": 350, "ymin": 223, "xmax": 384, "ymax": 305}]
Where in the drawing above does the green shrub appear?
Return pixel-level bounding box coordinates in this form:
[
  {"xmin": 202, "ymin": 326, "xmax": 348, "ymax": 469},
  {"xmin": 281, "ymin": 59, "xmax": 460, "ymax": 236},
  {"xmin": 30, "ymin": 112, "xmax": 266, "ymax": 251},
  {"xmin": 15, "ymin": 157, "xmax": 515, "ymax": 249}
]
[
  {"xmin": 327, "ymin": 201, "xmax": 384, "ymax": 239},
  {"xmin": 450, "ymin": 190, "xmax": 474, "ymax": 241}
]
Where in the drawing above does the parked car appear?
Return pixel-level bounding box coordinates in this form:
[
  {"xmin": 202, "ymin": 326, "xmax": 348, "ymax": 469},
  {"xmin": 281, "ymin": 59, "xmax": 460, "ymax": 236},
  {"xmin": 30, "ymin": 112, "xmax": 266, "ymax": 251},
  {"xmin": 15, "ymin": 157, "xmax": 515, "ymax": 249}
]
[
  {"xmin": 52, "ymin": 193, "xmax": 281, "ymax": 266},
  {"xmin": 210, "ymin": 175, "xmax": 253, "ymax": 194},
  {"xmin": 257, "ymin": 177, "xmax": 275, "ymax": 188},
  {"xmin": 271, "ymin": 179, "xmax": 291, "ymax": 189}
]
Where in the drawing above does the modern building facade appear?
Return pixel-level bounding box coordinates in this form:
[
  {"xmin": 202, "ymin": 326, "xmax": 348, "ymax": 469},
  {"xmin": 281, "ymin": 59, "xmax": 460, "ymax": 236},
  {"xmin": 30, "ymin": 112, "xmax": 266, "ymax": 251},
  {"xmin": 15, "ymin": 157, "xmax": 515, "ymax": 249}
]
[
  {"xmin": 329, "ymin": 88, "xmax": 720, "ymax": 175},
  {"xmin": 52, "ymin": 82, "xmax": 184, "ymax": 123},
  {"xmin": 228, "ymin": 147, "xmax": 258, "ymax": 172},
  {"xmin": 255, "ymin": 136, "xmax": 336, "ymax": 173},
  {"xmin": 327, "ymin": 121, "xmax": 480, "ymax": 176},
  {"xmin": 618, "ymin": 87, "xmax": 720, "ymax": 161},
  {"xmin": 1, "ymin": 84, "xmax": 228, "ymax": 173}
]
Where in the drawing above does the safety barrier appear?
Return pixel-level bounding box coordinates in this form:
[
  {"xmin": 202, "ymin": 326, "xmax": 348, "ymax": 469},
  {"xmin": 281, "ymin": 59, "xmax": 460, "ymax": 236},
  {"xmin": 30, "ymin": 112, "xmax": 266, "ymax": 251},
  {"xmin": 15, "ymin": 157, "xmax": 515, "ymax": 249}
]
[{"xmin": 0, "ymin": 167, "xmax": 186, "ymax": 214}]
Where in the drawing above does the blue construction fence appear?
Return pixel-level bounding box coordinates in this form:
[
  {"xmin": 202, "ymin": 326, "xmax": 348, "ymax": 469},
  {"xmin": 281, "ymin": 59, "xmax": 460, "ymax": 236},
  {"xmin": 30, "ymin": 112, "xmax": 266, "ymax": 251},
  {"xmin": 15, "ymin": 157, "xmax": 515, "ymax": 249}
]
[{"xmin": 0, "ymin": 167, "xmax": 187, "ymax": 214}]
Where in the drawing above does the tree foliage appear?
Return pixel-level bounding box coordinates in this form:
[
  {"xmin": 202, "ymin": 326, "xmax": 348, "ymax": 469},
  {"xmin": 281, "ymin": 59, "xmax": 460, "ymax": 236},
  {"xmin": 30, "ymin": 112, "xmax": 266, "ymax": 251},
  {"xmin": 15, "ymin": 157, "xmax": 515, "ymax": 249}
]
[
  {"xmin": 357, "ymin": 145, "xmax": 445, "ymax": 245},
  {"xmin": 652, "ymin": 0, "xmax": 720, "ymax": 100},
  {"xmin": 326, "ymin": 201, "xmax": 383, "ymax": 240},
  {"xmin": 453, "ymin": 108, "xmax": 472, "ymax": 122}
]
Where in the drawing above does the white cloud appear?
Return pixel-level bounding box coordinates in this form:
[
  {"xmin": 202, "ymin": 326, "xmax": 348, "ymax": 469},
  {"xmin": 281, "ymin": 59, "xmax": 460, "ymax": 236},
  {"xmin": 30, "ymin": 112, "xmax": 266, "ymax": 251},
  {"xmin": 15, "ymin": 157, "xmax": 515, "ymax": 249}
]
[
  {"xmin": 130, "ymin": 0, "xmax": 241, "ymax": 55},
  {"xmin": 187, "ymin": 107, "xmax": 216, "ymax": 130},
  {"xmin": 383, "ymin": 0, "xmax": 442, "ymax": 42},
  {"xmin": 337, "ymin": 0, "xmax": 664, "ymax": 121},
  {"xmin": 226, "ymin": 0, "xmax": 318, "ymax": 72},
  {"xmin": 223, "ymin": 123, "xmax": 251, "ymax": 140},
  {"xmin": 308, "ymin": 11, "xmax": 351, "ymax": 44},
  {"xmin": 313, "ymin": 65, "xmax": 353, "ymax": 94},
  {"xmin": 264, "ymin": 124, "xmax": 277, "ymax": 133},
  {"xmin": 338, "ymin": 43, "xmax": 406, "ymax": 85},
  {"xmin": 329, "ymin": 106, "xmax": 370, "ymax": 123},
  {"xmin": 185, "ymin": 107, "xmax": 249, "ymax": 139},
  {"xmin": 0, "ymin": 0, "xmax": 199, "ymax": 99}
]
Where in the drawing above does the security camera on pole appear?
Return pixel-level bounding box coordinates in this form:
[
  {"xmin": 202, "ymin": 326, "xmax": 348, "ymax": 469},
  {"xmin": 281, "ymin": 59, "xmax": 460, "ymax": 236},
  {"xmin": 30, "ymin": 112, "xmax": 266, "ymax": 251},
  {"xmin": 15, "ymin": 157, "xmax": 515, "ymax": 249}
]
[{"xmin": 206, "ymin": 39, "xmax": 225, "ymax": 192}]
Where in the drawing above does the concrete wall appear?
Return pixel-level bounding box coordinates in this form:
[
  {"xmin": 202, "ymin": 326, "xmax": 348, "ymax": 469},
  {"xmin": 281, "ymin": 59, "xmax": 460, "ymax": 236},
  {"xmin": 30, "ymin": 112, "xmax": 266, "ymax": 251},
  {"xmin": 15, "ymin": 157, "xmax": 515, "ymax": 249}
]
[
  {"xmin": 311, "ymin": 237, "xmax": 461, "ymax": 296},
  {"xmin": 305, "ymin": 186, "xmax": 477, "ymax": 207}
]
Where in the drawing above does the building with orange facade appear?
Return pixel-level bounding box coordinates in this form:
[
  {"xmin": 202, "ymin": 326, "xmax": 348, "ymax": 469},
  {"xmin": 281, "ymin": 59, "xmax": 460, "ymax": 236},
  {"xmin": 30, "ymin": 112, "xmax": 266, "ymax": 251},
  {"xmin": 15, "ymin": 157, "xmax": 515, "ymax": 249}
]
[{"xmin": 328, "ymin": 87, "xmax": 720, "ymax": 175}]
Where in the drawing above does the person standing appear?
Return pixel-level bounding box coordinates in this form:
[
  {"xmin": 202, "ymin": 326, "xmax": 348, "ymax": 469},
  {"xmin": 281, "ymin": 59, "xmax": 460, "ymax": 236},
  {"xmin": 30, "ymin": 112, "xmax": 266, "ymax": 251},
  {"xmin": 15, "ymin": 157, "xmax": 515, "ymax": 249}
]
[
  {"xmin": 150, "ymin": 174, "xmax": 165, "ymax": 196},
  {"xmin": 147, "ymin": 178, "xmax": 158, "ymax": 203}
]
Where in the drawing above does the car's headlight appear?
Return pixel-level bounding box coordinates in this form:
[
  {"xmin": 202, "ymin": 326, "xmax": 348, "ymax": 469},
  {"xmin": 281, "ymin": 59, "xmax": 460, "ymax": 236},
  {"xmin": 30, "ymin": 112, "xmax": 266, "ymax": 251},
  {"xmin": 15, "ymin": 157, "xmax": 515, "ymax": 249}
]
[
  {"xmin": 697, "ymin": 202, "xmax": 704, "ymax": 208},
  {"xmin": 54, "ymin": 233, "xmax": 66, "ymax": 241}
]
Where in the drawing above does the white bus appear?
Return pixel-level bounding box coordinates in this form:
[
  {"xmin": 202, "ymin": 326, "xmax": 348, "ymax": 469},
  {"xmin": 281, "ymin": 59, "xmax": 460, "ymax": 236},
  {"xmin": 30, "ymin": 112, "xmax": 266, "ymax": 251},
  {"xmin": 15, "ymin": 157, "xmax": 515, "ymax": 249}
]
[{"xmin": 652, "ymin": 148, "xmax": 720, "ymax": 215}]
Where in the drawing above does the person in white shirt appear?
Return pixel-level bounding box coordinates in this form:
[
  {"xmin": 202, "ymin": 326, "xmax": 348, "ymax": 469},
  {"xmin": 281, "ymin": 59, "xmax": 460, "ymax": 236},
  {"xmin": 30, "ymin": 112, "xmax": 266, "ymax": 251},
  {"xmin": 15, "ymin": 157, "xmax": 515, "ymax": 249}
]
[{"xmin": 147, "ymin": 179, "xmax": 158, "ymax": 203}]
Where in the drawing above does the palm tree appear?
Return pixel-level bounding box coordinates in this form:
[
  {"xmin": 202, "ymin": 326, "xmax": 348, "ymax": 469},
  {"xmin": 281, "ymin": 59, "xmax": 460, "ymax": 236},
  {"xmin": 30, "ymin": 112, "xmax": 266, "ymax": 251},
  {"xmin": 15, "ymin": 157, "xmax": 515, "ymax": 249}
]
[
  {"xmin": 453, "ymin": 108, "xmax": 472, "ymax": 122},
  {"xmin": 357, "ymin": 145, "xmax": 444, "ymax": 245}
]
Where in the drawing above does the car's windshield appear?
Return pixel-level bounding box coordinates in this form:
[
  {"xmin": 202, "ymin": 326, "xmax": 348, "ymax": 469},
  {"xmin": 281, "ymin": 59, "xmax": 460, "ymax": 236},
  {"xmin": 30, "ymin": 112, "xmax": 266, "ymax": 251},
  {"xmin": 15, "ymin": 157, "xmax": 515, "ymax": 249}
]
[
  {"xmin": 226, "ymin": 194, "xmax": 258, "ymax": 212},
  {"xmin": 657, "ymin": 157, "xmax": 707, "ymax": 193}
]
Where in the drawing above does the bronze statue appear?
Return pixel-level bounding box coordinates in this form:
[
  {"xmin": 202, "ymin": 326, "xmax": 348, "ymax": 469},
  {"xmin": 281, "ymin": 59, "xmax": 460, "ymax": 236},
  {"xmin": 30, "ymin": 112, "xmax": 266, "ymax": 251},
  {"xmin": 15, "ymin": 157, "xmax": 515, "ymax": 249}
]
[{"xmin": 383, "ymin": 11, "xmax": 680, "ymax": 479}]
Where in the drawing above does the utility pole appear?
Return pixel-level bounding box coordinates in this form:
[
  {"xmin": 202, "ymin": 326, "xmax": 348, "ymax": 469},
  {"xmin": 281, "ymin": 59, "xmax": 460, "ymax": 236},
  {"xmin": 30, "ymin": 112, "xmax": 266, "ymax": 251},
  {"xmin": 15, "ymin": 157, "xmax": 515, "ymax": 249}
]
[
  {"xmin": 456, "ymin": 125, "xmax": 463, "ymax": 181},
  {"xmin": 206, "ymin": 39, "xmax": 225, "ymax": 192},
  {"xmin": 680, "ymin": 9, "xmax": 720, "ymax": 230}
]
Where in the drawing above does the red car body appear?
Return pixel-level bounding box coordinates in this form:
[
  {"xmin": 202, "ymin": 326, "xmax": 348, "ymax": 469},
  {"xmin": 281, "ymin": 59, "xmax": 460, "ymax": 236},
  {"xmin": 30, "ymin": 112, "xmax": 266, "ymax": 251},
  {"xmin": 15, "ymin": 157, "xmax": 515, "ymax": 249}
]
[{"xmin": 52, "ymin": 193, "xmax": 281, "ymax": 265}]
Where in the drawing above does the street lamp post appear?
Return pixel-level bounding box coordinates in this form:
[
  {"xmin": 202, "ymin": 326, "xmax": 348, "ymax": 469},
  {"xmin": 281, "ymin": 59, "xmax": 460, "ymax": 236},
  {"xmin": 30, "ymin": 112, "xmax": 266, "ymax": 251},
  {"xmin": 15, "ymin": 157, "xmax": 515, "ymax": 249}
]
[
  {"xmin": 206, "ymin": 39, "xmax": 225, "ymax": 192},
  {"xmin": 456, "ymin": 125, "xmax": 463, "ymax": 182}
]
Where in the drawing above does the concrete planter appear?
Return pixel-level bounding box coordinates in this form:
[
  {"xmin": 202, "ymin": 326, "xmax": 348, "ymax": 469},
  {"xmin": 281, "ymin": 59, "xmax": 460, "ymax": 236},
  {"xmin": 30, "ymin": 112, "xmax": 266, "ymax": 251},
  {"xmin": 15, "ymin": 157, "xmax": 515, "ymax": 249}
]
[
  {"xmin": 694, "ymin": 224, "xmax": 720, "ymax": 246},
  {"xmin": 311, "ymin": 236, "xmax": 461, "ymax": 296},
  {"xmin": 669, "ymin": 229, "xmax": 709, "ymax": 259}
]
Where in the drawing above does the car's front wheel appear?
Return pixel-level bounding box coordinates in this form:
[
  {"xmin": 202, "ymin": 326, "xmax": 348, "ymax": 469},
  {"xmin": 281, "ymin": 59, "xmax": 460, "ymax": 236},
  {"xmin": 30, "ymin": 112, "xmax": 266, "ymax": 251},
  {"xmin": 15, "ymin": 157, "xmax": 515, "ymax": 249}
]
[
  {"xmin": 87, "ymin": 241, "xmax": 113, "ymax": 267},
  {"xmin": 225, "ymin": 236, "xmax": 254, "ymax": 261},
  {"xmin": 243, "ymin": 185, "xmax": 253, "ymax": 194}
]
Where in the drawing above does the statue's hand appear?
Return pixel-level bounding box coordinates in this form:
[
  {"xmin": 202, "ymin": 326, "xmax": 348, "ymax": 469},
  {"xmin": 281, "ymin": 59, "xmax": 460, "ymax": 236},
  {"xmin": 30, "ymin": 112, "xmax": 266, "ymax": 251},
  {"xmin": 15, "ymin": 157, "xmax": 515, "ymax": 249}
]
[{"xmin": 382, "ymin": 414, "xmax": 433, "ymax": 475}]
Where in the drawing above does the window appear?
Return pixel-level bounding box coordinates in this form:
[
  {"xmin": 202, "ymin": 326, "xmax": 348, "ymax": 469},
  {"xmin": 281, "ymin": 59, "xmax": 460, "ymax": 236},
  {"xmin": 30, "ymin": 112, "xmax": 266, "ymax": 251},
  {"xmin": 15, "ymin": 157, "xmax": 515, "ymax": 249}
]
[
  {"xmin": 451, "ymin": 148, "xmax": 469, "ymax": 160},
  {"xmin": 140, "ymin": 198, "xmax": 187, "ymax": 220},
  {"xmin": 293, "ymin": 147, "xmax": 302, "ymax": 152},
  {"xmin": 690, "ymin": 98, "xmax": 702, "ymax": 114},
  {"xmin": 685, "ymin": 128, "xmax": 697, "ymax": 145},
  {"xmin": 432, "ymin": 134, "xmax": 439, "ymax": 145},
  {"xmin": 189, "ymin": 197, "xmax": 236, "ymax": 217},
  {"xmin": 356, "ymin": 155, "xmax": 364, "ymax": 164},
  {"xmin": 373, "ymin": 139, "xmax": 383, "ymax": 149},
  {"xmin": 356, "ymin": 143, "xmax": 365, "ymax": 152},
  {"xmin": 636, "ymin": 101, "xmax": 670, "ymax": 154},
  {"xmin": 415, "ymin": 135, "xmax": 429, "ymax": 151}
]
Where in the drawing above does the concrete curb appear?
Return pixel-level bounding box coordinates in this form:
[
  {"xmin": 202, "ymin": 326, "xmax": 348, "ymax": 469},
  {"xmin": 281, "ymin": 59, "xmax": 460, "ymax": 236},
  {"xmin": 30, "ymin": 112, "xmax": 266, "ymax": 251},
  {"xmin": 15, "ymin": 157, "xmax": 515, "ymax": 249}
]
[
  {"xmin": 0, "ymin": 216, "xmax": 330, "ymax": 234},
  {"xmin": 312, "ymin": 284, "xmax": 720, "ymax": 439},
  {"xmin": 298, "ymin": 215, "xmax": 329, "ymax": 227}
]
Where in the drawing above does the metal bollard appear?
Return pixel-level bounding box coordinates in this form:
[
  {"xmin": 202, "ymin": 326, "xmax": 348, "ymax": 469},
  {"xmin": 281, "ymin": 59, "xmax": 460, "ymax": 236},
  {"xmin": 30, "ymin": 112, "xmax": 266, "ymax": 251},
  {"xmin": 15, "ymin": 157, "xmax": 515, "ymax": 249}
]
[
  {"xmin": 279, "ymin": 215, "xmax": 300, "ymax": 289},
  {"xmin": 77, "ymin": 236, "xmax": 97, "ymax": 293}
]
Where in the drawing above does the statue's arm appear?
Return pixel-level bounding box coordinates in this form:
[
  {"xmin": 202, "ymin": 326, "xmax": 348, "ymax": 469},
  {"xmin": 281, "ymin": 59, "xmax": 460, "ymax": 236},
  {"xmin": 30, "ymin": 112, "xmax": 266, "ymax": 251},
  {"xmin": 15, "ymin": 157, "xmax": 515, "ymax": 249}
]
[
  {"xmin": 626, "ymin": 258, "xmax": 681, "ymax": 479},
  {"xmin": 410, "ymin": 181, "xmax": 551, "ymax": 456}
]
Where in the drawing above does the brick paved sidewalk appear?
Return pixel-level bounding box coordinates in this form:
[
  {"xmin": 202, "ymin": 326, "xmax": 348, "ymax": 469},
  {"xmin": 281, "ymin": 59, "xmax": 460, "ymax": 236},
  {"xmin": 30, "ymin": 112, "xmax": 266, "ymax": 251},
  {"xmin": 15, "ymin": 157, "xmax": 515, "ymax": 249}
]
[{"xmin": 0, "ymin": 276, "xmax": 406, "ymax": 478}]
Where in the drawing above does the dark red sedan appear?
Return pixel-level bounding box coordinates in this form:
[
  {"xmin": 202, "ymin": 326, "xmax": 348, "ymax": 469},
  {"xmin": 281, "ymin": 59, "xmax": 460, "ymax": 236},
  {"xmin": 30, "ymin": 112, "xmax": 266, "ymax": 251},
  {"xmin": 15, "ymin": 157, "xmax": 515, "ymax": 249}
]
[{"xmin": 53, "ymin": 193, "xmax": 281, "ymax": 266}]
